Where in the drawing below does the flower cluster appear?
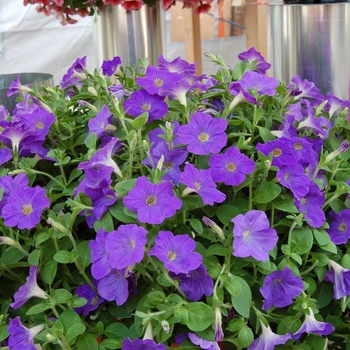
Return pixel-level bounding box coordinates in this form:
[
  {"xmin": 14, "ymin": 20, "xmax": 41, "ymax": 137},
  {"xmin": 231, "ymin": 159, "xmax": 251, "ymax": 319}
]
[
  {"xmin": 0, "ymin": 47, "xmax": 350, "ymax": 350},
  {"xmin": 23, "ymin": 0, "xmax": 213, "ymax": 25}
]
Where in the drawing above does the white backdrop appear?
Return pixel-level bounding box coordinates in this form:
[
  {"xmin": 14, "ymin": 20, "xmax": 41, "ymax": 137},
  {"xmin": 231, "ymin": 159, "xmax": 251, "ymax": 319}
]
[{"xmin": 0, "ymin": 0, "xmax": 97, "ymax": 85}]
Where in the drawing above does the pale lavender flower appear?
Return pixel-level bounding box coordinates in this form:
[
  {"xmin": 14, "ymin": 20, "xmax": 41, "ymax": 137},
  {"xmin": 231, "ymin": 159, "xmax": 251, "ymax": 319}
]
[
  {"xmin": 87, "ymin": 104, "xmax": 113, "ymax": 139},
  {"xmin": 123, "ymin": 89, "xmax": 168, "ymax": 122},
  {"xmin": 326, "ymin": 209, "xmax": 350, "ymax": 245},
  {"xmin": 1, "ymin": 186, "xmax": 50, "ymax": 230},
  {"xmin": 170, "ymin": 264, "xmax": 214, "ymax": 301},
  {"xmin": 149, "ymin": 230, "xmax": 202, "ymax": 274},
  {"xmin": 97, "ymin": 268, "xmax": 129, "ymax": 306},
  {"xmin": 186, "ymin": 333, "xmax": 221, "ymax": 350},
  {"xmin": 238, "ymin": 47, "xmax": 271, "ymax": 75},
  {"xmin": 105, "ymin": 224, "xmax": 148, "ymax": 269},
  {"xmin": 180, "ymin": 163, "xmax": 226, "ymax": 206},
  {"xmin": 60, "ymin": 56, "xmax": 86, "ymax": 90},
  {"xmin": 177, "ymin": 112, "xmax": 228, "ymax": 155},
  {"xmin": 6, "ymin": 75, "xmax": 32, "ymax": 96},
  {"xmin": 10, "ymin": 266, "xmax": 48, "ymax": 309},
  {"xmin": 122, "ymin": 337, "xmax": 166, "ymax": 350},
  {"xmin": 232, "ymin": 210, "xmax": 278, "ymax": 262},
  {"xmin": 294, "ymin": 181, "xmax": 325, "ymax": 228},
  {"xmin": 8, "ymin": 317, "xmax": 44, "ymax": 350},
  {"xmin": 248, "ymin": 322, "xmax": 292, "ymax": 350},
  {"xmin": 209, "ymin": 146, "xmax": 255, "ymax": 186},
  {"xmin": 74, "ymin": 283, "xmax": 105, "ymax": 316},
  {"xmin": 101, "ymin": 56, "xmax": 122, "ymax": 76},
  {"xmin": 0, "ymin": 105, "xmax": 9, "ymax": 119},
  {"xmin": 136, "ymin": 66, "xmax": 182, "ymax": 96},
  {"xmin": 260, "ymin": 266, "xmax": 304, "ymax": 310},
  {"xmin": 287, "ymin": 74, "xmax": 324, "ymax": 101},
  {"xmin": 214, "ymin": 307, "xmax": 224, "ymax": 341},
  {"xmin": 89, "ymin": 228, "xmax": 111, "ymax": 280},
  {"xmin": 324, "ymin": 92, "xmax": 350, "ymax": 118},
  {"xmin": 123, "ymin": 176, "xmax": 182, "ymax": 225},
  {"xmin": 293, "ymin": 308, "xmax": 334, "ymax": 339},
  {"xmin": 326, "ymin": 260, "xmax": 350, "ymax": 299},
  {"xmin": 158, "ymin": 55, "xmax": 197, "ymax": 75}
]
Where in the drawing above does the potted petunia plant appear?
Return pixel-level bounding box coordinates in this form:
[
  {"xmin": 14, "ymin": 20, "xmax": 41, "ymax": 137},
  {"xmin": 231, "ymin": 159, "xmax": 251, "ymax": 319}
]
[{"xmin": 0, "ymin": 48, "xmax": 350, "ymax": 350}]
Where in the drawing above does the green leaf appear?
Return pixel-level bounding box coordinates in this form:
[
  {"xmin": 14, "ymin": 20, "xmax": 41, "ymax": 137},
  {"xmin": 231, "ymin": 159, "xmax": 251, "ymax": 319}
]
[
  {"xmin": 59, "ymin": 310, "xmax": 83, "ymax": 332},
  {"xmin": 85, "ymin": 132, "xmax": 97, "ymax": 149},
  {"xmin": 226, "ymin": 318, "xmax": 245, "ymax": 332},
  {"xmin": 313, "ymin": 228, "xmax": 331, "ymax": 246},
  {"xmin": 42, "ymin": 260, "xmax": 57, "ymax": 285},
  {"xmin": 114, "ymin": 179, "xmax": 137, "ymax": 196},
  {"xmin": 77, "ymin": 333, "xmax": 99, "ymax": 350},
  {"xmin": 277, "ymin": 316, "xmax": 301, "ymax": 334},
  {"xmin": 320, "ymin": 241, "xmax": 337, "ymax": 254},
  {"xmin": 104, "ymin": 322, "xmax": 129, "ymax": 340},
  {"xmin": 237, "ymin": 325, "xmax": 254, "ymax": 348},
  {"xmin": 189, "ymin": 218, "xmax": 203, "ymax": 235},
  {"xmin": 257, "ymin": 126, "xmax": 276, "ymax": 142},
  {"xmin": 28, "ymin": 248, "xmax": 41, "ymax": 266},
  {"xmin": 51, "ymin": 289, "xmax": 72, "ymax": 304},
  {"xmin": 229, "ymin": 276, "xmax": 252, "ymax": 318},
  {"xmin": 100, "ymin": 339, "xmax": 123, "ymax": 349},
  {"xmin": 66, "ymin": 323, "xmax": 86, "ymax": 344},
  {"xmin": 182, "ymin": 303, "xmax": 215, "ymax": 332},
  {"xmin": 94, "ymin": 211, "xmax": 114, "ymax": 232},
  {"xmin": 147, "ymin": 291, "xmax": 166, "ymax": 306},
  {"xmin": 222, "ymin": 275, "xmax": 242, "ymax": 297},
  {"xmin": 290, "ymin": 228, "xmax": 313, "ymax": 255},
  {"xmin": 206, "ymin": 244, "xmax": 231, "ymax": 257},
  {"xmin": 76, "ymin": 240, "xmax": 91, "ymax": 270},
  {"xmin": 26, "ymin": 300, "xmax": 51, "ymax": 315},
  {"xmin": 109, "ymin": 201, "xmax": 136, "ymax": 224},
  {"xmin": 216, "ymin": 205, "xmax": 240, "ymax": 225},
  {"xmin": 273, "ymin": 198, "xmax": 299, "ymax": 213},
  {"xmin": 1, "ymin": 247, "xmax": 26, "ymax": 265},
  {"xmin": 132, "ymin": 112, "xmax": 149, "ymax": 130},
  {"xmin": 53, "ymin": 250, "xmax": 73, "ymax": 264},
  {"xmin": 253, "ymin": 182, "xmax": 281, "ymax": 204},
  {"xmin": 0, "ymin": 324, "xmax": 9, "ymax": 342}
]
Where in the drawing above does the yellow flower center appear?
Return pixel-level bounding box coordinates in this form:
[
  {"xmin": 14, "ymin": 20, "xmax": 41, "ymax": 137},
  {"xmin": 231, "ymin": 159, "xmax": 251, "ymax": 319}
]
[
  {"xmin": 243, "ymin": 230, "xmax": 250, "ymax": 238},
  {"xmin": 339, "ymin": 223, "xmax": 347, "ymax": 232},
  {"xmin": 36, "ymin": 121, "xmax": 44, "ymax": 129},
  {"xmin": 142, "ymin": 103, "xmax": 151, "ymax": 111},
  {"xmin": 130, "ymin": 239, "xmax": 136, "ymax": 248},
  {"xmin": 198, "ymin": 132, "xmax": 209, "ymax": 142},
  {"xmin": 167, "ymin": 251, "xmax": 177, "ymax": 260},
  {"xmin": 294, "ymin": 142, "xmax": 303, "ymax": 150},
  {"xmin": 272, "ymin": 148, "xmax": 282, "ymax": 157},
  {"xmin": 194, "ymin": 181, "xmax": 201, "ymax": 190},
  {"xmin": 22, "ymin": 204, "xmax": 33, "ymax": 215},
  {"xmin": 146, "ymin": 195, "xmax": 157, "ymax": 206},
  {"xmin": 164, "ymin": 162, "xmax": 173, "ymax": 169},
  {"xmin": 155, "ymin": 78, "xmax": 164, "ymax": 87},
  {"xmin": 226, "ymin": 162, "xmax": 236, "ymax": 172},
  {"xmin": 300, "ymin": 198, "xmax": 307, "ymax": 205}
]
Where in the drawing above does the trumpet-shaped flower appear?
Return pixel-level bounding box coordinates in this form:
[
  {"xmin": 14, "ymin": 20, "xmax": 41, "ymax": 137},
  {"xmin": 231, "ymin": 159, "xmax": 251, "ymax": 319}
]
[
  {"xmin": 101, "ymin": 55, "xmax": 122, "ymax": 76},
  {"xmin": 1, "ymin": 186, "xmax": 50, "ymax": 230},
  {"xmin": 232, "ymin": 210, "xmax": 278, "ymax": 262},
  {"xmin": 8, "ymin": 317, "xmax": 45, "ymax": 350},
  {"xmin": 149, "ymin": 230, "xmax": 202, "ymax": 274},
  {"xmin": 209, "ymin": 146, "xmax": 255, "ymax": 186},
  {"xmin": 158, "ymin": 55, "xmax": 197, "ymax": 75},
  {"xmin": 10, "ymin": 266, "xmax": 48, "ymax": 309},
  {"xmin": 106, "ymin": 224, "xmax": 148, "ymax": 269},
  {"xmin": 180, "ymin": 163, "xmax": 226, "ymax": 205},
  {"xmin": 326, "ymin": 260, "xmax": 350, "ymax": 299},
  {"xmin": 123, "ymin": 176, "xmax": 182, "ymax": 224},
  {"xmin": 326, "ymin": 209, "xmax": 350, "ymax": 245},
  {"xmin": 248, "ymin": 322, "xmax": 292, "ymax": 350},
  {"xmin": 293, "ymin": 308, "xmax": 334, "ymax": 339},
  {"xmin": 74, "ymin": 283, "xmax": 105, "ymax": 316},
  {"xmin": 177, "ymin": 112, "xmax": 228, "ymax": 155},
  {"xmin": 87, "ymin": 104, "xmax": 113, "ymax": 139},
  {"xmin": 238, "ymin": 47, "xmax": 271, "ymax": 75},
  {"xmin": 287, "ymin": 74, "xmax": 324, "ymax": 101},
  {"xmin": 260, "ymin": 266, "xmax": 304, "ymax": 310}
]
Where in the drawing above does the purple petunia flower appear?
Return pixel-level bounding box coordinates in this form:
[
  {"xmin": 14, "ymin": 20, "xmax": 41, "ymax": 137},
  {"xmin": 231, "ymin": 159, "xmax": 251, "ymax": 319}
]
[
  {"xmin": 123, "ymin": 176, "xmax": 182, "ymax": 225},
  {"xmin": 293, "ymin": 308, "xmax": 334, "ymax": 339},
  {"xmin": 0, "ymin": 148, "xmax": 12, "ymax": 166},
  {"xmin": 60, "ymin": 56, "xmax": 86, "ymax": 90},
  {"xmin": 122, "ymin": 337, "xmax": 166, "ymax": 350},
  {"xmin": 149, "ymin": 230, "xmax": 202, "ymax": 274},
  {"xmin": 8, "ymin": 317, "xmax": 45, "ymax": 350},
  {"xmin": 170, "ymin": 264, "xmax": 214, "ymax": 301},
  {"xmin": 97, "ymin": 268, "xmax": 129, "ymax": 306},
  {"xmin": 294, "ymin": 181, "xmax": 325, "ymax": 228},
  {"xmin": 177, "ymin": 112, "xmax": 228, "ymax": 155},
  {"xmin": 326, "ymin": 209, "xmax": 350, "ymax": 245},
  {"xmin": 180, "ymin": 163, "xmax": 226, "ymax": 206},
  {"xmin": 74, "ymin": 283, "xmax": 105, "ymax": 316},
  {"xmin": 209, "ymin": 146, "xmax": 255, "ymax": 186},
  {"xmin": 248, "ymin": 322, "xmax": 291, "ymax": 350},
  {"xmin": 1, "ymin": 186, "xmax": 50, "ymax": 230},
  {"xmin": 136, "ymin": 66, "xmax": 182, "ymax": 96},
  {"xmin": 290, "ymin": 136, "xmax": 316, "ymax": 166},
  {"xmin": 0, "ymin": 173, "xmax": 28, "ymax": 212},
  {"xmin": 89, "ymin": 228, "xmax": 111, "ymax": 280},
  {"xmin": 231, "ymin": 210, "xmax": 278, "ymax": 262},
  {"xmin": 176, "ymin": 333, "xmax": 220, "ymax": 350},
  {"xmin": 256, "ymin": 137, "xmax": 297, "ymax": 168},
  {"xmin": 10, "ymin": 266, "xmax": 48, "ymax": 309},
  {"xmin": 123, "ymin": 89, "xmax": 168, "ymax": 122},
  {"xmin": 287, "ymin": 74, "xmax": 324, "ymax": 102},
  {"xmin": 7, "ymin": 75, "xmax": 32, "ymax": 97},
  {"xmin": 260, "ymin": 266, "xmax": 304, "ymax": 310},
  {"xmin": 276, "ymin": 164, "xmax": 311, "ymax": 199},
  {"xmin": 157, "ymin": 54, "xmax": 197, "ymax": 75},
  {"xmin": 87, "ymin": 104, "xmax": 113, "ymax": 139},
  {"xmin": 101, "ymin": 56, "xmax": 122, "ymax": 76},
  {"xmin": 238, "ymin": 47, "xmax": 271, "ymax": 75},
  {"xmin": 326, "ymin": 260, "xmax": 350, "ymax": 299},
  {"xmin": 105, "ymin": 224, "xmax": 148, "ymax": 269}
]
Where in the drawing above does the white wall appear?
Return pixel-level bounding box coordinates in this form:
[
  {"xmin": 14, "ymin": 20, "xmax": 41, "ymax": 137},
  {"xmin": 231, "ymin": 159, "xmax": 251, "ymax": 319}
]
[{"xmin": 0, "ymin": 0, "xmax": 97, "ymax": 86}]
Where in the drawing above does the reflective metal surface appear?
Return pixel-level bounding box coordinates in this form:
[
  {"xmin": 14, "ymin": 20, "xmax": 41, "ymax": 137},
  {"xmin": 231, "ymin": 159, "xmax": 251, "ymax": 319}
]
[
  {"xmin": 269, "ymin": 3, "xmax": 350, "ymax": 99},
  {"xmin": 94, "ymin": 5, "xmax": 164, "ymax": 67},
  {"xmin": 0, "ymin": 72, "xmax": 53, "ymax": 114}
]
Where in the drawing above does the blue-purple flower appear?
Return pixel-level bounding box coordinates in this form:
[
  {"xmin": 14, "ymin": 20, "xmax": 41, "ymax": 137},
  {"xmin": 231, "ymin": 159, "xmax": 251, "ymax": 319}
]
[
  {"xmin": 8, "ymin": 317, "xmax": 44, "ymax": 350},
  {"xmin": 123, "ymin": 176, "xmax": 182, "ymax": 224},
  {"xmin": 326, "ymin": 209, "xmax": 350, "ymax": 245},
  {"xmin": 1, "ymin": 186, "xmax": 50, "ymax": 230},
  {"xmin": 149, "ymin": 230, "xmax": 202, "ymax": 274},
  {"xmin": 231, "ymin": 210, "xmax": 278, "ymax": 262},
  {"xmin": 122, "ymin": 337, "xmax": 166, "ymax": 350},
  {"xmin": 260, "ymin": 266, "xmax": 304, "ymax": 310},
  {"xmin": 177, "ymin": 112, "xmax": 228, "ymax": 155},
  {"xmin": 101, "ymin": 56, "xmax": 122, "ymax": 76},
  {"xmin": 238, "ymin": 47, "xmax": 271, "ymax": 75},
  {"xmin": 105, "ymin": 224, "xmax": 148, "ymax": 269},
  {"xmin": 74, "ymin": 283, "xmax": 105, "ymax": 316},
  {"xmin": 10, "ymin": 266, "xmax": 48, "ymax": 309},
  {"xmin": 326, "ymin": 260, "xmax": 350, "ymax": 299}
]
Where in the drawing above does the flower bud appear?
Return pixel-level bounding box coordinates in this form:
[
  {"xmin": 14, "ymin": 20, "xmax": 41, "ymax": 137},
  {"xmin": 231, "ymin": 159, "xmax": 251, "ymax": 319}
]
[
  {"xmin": 202, "ymin": 216, "xmax": 225, "ymax": 241},
  {"xmin": 0, "ymin": 236, "xmax": 16, "ymax": 246},
  {"xmin": 161, "ymin": 320, "xmax": 170, "ymax": 334}
]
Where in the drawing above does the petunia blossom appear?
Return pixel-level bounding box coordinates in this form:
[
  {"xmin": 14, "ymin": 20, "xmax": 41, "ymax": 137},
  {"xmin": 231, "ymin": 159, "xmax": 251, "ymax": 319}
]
[
  {"xmin": 149, "ymin": 230, "xmax": 202, "ymax": 274},
  {"xmin": 101, "ymin": 55, "xmax": 122, "ymax": 76},
  {"xmin": 232, "ymin": 210, "xmax": 278, "ymax": 262},
  {"xmin": 177, "ymin": 112, "xmax": 228, "ymax": 155},
  {"xmin": 260, "ymin": 266, "xmax": 304, "ymax": 310},
  {"xmin": 326, "ymin": 209, "xmax": 350, "ymax": 245},
  {"xmin": 326, "ymin": 260, "xmax": 350, "ymax": 299},
  {"xmin": 74, "ymin": 283, "xmax": 105, "ymax": 316},
  {"xmin": 122, "ymin": 337, "xmax": 166, "ymax": 350},
  {"xmin": 123, "ymin": 176, "xmax": 182, "ymax": 224},
  {"xmin": 105, "ymin": 224, "xmax": 148, "ymax": 269},
  {"xmin": 10, "ymin": 266, "xmax": 48, "ymax": 309},
  {"xmin": 238, "ymin": 47, "xmax": 271, "ymax": 75}
]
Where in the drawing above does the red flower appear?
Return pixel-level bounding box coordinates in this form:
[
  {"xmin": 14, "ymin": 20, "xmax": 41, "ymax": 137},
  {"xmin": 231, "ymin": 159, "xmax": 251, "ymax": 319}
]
[{"xmin": 122, "ymin": 0, "xmax": 145, "ymax": 10}]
